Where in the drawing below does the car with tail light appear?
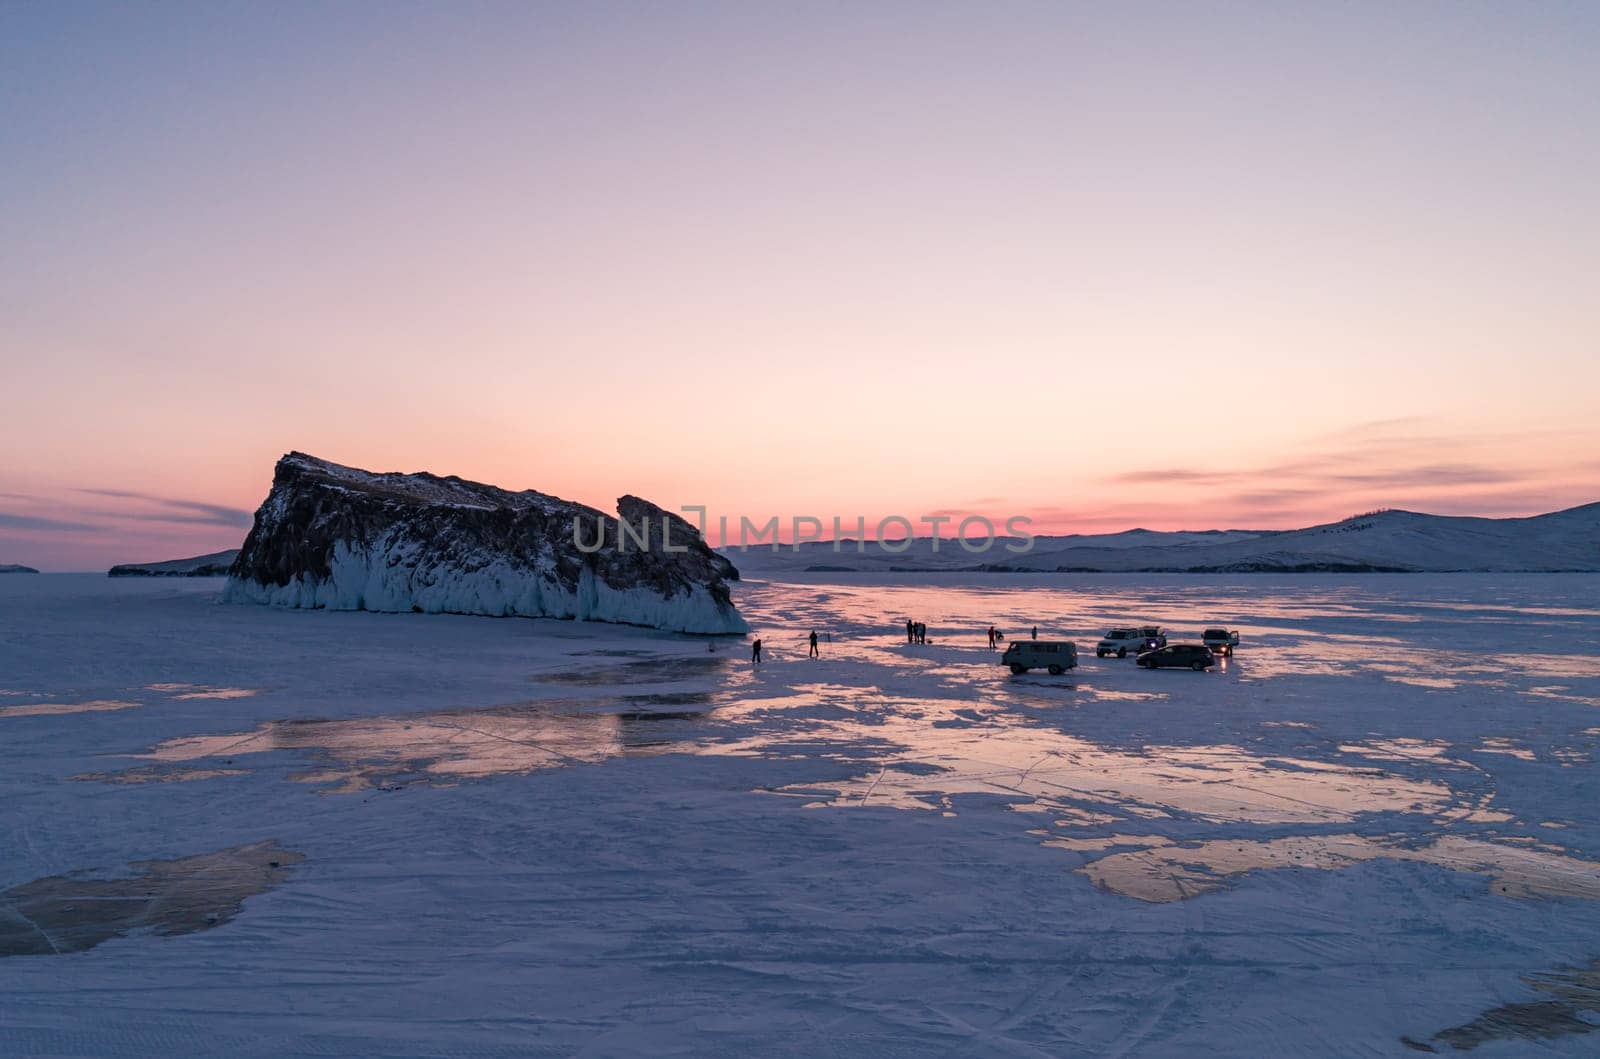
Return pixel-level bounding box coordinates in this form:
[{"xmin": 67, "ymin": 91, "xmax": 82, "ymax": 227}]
[{"xmin": 1136, "ymin": 644, "xmax": 1216, "ymax": 671}]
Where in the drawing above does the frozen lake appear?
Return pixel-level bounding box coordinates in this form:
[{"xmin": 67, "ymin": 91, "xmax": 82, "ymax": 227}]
[{"xmin": 2, "ymin": 572, "xmax": 1598, "ymax": 1055}]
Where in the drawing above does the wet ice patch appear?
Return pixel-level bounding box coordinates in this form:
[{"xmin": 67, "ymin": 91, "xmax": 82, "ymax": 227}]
[
  {"xmin": 0, "ymin": 699, "xmax": 142, "ymax": 719},
  {"xmin": 1405, "ymin": 959, "xmax": 1600, "ymax": 1051},
  {"xmin": 70, "ymin": 765, "xmax": 251, "ymax": 785},
  {"xmin": 0, "ymin": 840, "xmax": 301, "ymax": 957}
]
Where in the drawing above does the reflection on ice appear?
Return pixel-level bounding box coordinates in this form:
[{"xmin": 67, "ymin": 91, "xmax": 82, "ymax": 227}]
[
  {"xmin": 0, "ymin": 699, "xmax": 141, "ymax": 718},
  {"xmin": 1339, "ymin": 738, "xmax": 1459, "ymax": 763},
  {"xmin": 536, "ymin": 656, "xmax": 736, "ymax": 687},
  {"xmin": 129, "ymin": 697, "xmax": 717, "ymax": 793},
  {"xmin": 1079, "ymin": 833, "xmax": 1600, "ymax": 903},
  {"xmin": 1477, "ymin": 738, "xmax": 1537, "ymax": 761},
  {"xmin": 147, "ymin": 683, "xmax": 260, "ymax": 700},
  {"xmin": 768, "ymin": 706, "xmax": 1456, "ymax": 824}
]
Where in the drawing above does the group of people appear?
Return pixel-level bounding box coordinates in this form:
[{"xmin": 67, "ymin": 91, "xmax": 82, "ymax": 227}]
[
  {"xmin": 752, "ymin": 629, "xmax": 823, "ymax": 664},
  {"xmin": 754, "ymin": 622, "xmax": 1045, "ymax": 664}
]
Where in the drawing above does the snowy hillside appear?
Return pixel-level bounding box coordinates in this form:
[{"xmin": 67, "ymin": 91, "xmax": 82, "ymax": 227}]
[
  {"xmin": 726, "ymin": 504, "xmax": 1600, "ymax": 574},
  {"xmin": 108, "ymin": 549, "xmax": 240, "ymax": 577},
  {"xmin": 223, "ymin": 453, "xmax": 747, "ymax": 633}
]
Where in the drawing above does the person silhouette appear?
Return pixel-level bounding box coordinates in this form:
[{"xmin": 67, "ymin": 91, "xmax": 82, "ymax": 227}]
[
  {"xmin": 809, "ymin": 630, "xmax": 819, "ymax": 657},
  {"xmin": 751, "ymin": 638, "xmax": 762, "ymax": 664},
  {"xmin": 906, "ymin": 619, "xmax": 914, "ymax": 643},
  {"xmin": 1031, "ymin": 626, "xmax": 1038, "ymax": 640}
]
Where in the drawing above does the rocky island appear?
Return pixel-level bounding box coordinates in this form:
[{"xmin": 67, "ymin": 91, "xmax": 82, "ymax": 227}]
[{"xmin": 223, "ymin": 453, "xmax": 746, "ymax": 634}]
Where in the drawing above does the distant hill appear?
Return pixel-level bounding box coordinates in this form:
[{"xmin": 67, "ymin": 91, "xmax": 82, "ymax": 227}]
[
  {"xmin": 723, "ymin": 503, "xmax": 1600, "ymax": 574},
  {"xmin": 0, "ymin": 564, "xmax": 40, "ymax": 574},
  {"xmin": 108, "ymin": 549, "xmax": 240, "ymax": 577}
]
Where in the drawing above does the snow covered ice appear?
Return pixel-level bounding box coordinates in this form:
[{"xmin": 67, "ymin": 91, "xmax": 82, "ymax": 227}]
[{"xmin": 3, "ymin": 571, "xmax": 1600, "ymax": 1055}]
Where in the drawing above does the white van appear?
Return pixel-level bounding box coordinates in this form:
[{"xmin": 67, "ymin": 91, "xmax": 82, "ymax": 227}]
[
  {"xmin": 1001, "ymin": 640, "xmax": 1078, "ymax": 675},
  {"xmin": 1096, "ymin": 627, "xmax": 1164, "ymax": 658}
]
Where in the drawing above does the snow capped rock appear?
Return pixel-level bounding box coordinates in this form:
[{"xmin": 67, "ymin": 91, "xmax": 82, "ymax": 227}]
[
  {"xmin": 223, "ymin": 453, "xmax": 747, "ymax": 633},
  {"xmin": 108, "ymin": 550, "xmax": 241, "ymax": 577},
  {"xmin": 727, "ymin": 503, "xmax": 1600, "ymax": 574}
]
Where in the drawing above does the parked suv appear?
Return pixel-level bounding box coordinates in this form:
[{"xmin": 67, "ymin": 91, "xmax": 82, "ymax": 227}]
[
  {"xmin": 1097, "ymin": 626, "xmax": 1165, "ymax": 658},
  {"xmin": 1201, "ymin": 628, "xmax": 1240, "ymax": 656},
  {"xmin": 1002, "ymin": 640, "xmax": 1078, "ymax": 675},
  {"xmin": 1136, "ymin": 644, "xmax": 1216, "ymax": 671}
]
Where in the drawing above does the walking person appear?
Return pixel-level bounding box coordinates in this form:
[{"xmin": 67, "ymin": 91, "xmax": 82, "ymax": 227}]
[
  {"xmin": 809, "ymin": 630, "xmax": 819, "ymax": 658},
  {"xmin": 1031, "ymin": 626, "xmax": 1038, "ymax": 640},
  {"xmin": 906, "ymin": 619, "xmax": 914, "ymax": 643},
  {"xmin": 751, "ymin": 637, "xmax": 762, "ymax": 664}
]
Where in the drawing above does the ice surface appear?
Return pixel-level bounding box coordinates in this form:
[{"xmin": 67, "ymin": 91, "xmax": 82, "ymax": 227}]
[{"xmin": 2, "ymin": 571, "xmax": 1599, "ymax": 1055}]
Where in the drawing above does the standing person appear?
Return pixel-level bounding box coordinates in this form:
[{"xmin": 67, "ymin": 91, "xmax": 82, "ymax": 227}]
[
  {"xmin": 809, "ymin": 630, "xmax": 819, "ymax": 658},
  {"xmin": 906, "ymin": 619, "xmax": 914, "ymax": 643},
  {"xmin": 752, "ymin": 638, "xmax": 763, "ymax": 664},
  {"xmin": 1031, "ymin": 626, "xmax": 1038, "ymax": 640}
]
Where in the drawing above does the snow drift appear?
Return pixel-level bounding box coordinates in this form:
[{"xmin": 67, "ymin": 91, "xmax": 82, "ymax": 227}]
[{"xmin": 224, "ymin": 453, "xmax": 747, "ymax": 633}]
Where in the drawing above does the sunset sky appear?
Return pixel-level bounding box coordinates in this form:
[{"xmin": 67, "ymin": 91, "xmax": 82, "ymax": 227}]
[{"xmin": 4, "ymin": 2, "xmax": 1599, "ymax": 570}]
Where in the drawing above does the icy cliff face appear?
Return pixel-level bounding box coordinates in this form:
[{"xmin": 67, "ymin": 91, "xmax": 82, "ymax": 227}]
[{"xmin": 223, "ymin": 453, "xmax": 747, "ymax": 634}]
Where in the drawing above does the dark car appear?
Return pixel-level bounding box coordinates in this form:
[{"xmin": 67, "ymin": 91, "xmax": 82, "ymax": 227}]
[{"xmin": 1136, "ymin": 644, "xmax": 1216, "ymax": 671}]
